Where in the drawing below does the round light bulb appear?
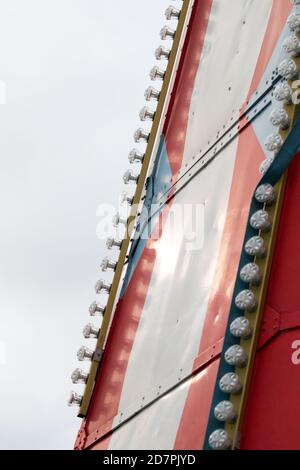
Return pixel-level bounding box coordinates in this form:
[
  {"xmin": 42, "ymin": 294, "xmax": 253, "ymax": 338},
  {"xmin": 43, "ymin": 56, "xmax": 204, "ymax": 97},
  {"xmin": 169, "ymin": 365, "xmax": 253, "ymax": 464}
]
[
  {"xmin": 71, "ymin": 368, "xmax": 88, "ymax": 384},
  {"xmin": 77, "ymin": 346, "xmax": 94, "ymax": 362},
  {"xmin": 264, "ymin": 133, "xmax": 283, "ymax": 153},
  {"xmin": 150, "ymin": 66, "xmax": 165, "ymax": 81},
  {"xmin": 89, "ymin": 301, "xmax": 105, "ymax": 316},
  {"xmin": 123, "ymin": 169, "xmax": 139, "ymax": 184},
  {"xmin": 259, "ymin": 157, "xmax": 274, "ymax": 175},
  {"xmin": 278, "ymin": 58, "xmax": 298, "ymax": 79},
  {"xmin": 270, "ymin": 107, "xmax": 290, "ymax": 129},
  {"xmin": 94, "ymin": 279, "xmax": 111, "ymax": 294},
  {"xmin": 230, "ymin": 317, "xmax": 253, "ymax": 340},
  {"xmin": 245, "ymin": 236, "xmax": 266, "ymax": 257},
  {"xmin": 225, "ymin": 345, "xmax": 248, "ymax": 367},
  {"xmin": 219, "ymin": 372, "xmax": 242, "ymax": 394},
  {"xmin": 83, "ymin": 323, "xmax": 99, "ymax": 339},
  {"xmin": 214, "ymin": 401, "xmax": 237, "ymax": 423},
  {"xmin": 240, "ymin": 263, "xmax": 261, "ymax": 285},
  {"xmin": 274, "ymin": 82, "xmax": 293, "ymax": 103},
  {"xmin": 282, "ymin": 35, "xmax": 300, "ymax": 56},
  {"xmin": 235, "ymin": 289, "xmax": 257, "ymax": 312},
  {"xmin": 139, "ymin": 106, "xmax": 155, "ymax": 121},
  {"xmin": 160, "ymin": 25, "xmax": 176, "ymax": 40},
  {"xmin": 155, "ymin": 45, "xmax": 171, "ymax": 60},
  {"xmin": 287, "ymin": 13, "xmax": 300, "ymax": 33},
  {"xmin": 68, "ymin": 391, "xmax": 83, "ymax": 407},
  {"xmin": 144, "ymin": 86, "xmax": 160, "ymax": 101},
  {"xmin": 134, "ymin": 128, "xmax": 150, "ymax": 143},
  {"xmin": 165, "ymin": 5, "xmax": 180, "ymax": 20},
  {"xmin": 209, "ymin": 429, "xmax": 232, "ymax": 450},
  {"xmin": 250, "ymin": 210, "xmax": 271, "ymax": 231},
  {"xmin": 106, "ymin": 237, "xmax": 122, "ymax": 250}
]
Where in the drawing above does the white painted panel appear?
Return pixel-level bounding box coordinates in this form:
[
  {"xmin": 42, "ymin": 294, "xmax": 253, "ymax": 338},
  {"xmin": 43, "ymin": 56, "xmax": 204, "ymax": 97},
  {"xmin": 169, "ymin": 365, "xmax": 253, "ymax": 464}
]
[
  {"xmin": 109, "ymin": 375, "xmax": 191, "ymax": 450},
  {"xmin": 116, "ymin": 138, "xmax": 238, "ymax": 415},
  {"xmin": 181, "ymin": 0, "xmax": 273, "ymax": 168}
]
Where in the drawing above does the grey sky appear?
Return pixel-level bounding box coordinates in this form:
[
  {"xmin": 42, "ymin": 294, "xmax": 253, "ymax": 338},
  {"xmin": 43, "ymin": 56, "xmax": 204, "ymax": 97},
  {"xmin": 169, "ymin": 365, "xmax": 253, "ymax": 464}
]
[{"xmin": 0, "ymin": 0, "xmax": 167, "ymax": 450}]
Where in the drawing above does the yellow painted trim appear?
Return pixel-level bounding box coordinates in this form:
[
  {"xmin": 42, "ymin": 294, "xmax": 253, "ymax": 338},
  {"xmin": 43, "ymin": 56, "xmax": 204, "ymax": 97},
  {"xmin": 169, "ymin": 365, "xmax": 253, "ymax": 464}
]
[{"xmin": 78, "ymin": 0, "xmax": 193, "ymax": 418}]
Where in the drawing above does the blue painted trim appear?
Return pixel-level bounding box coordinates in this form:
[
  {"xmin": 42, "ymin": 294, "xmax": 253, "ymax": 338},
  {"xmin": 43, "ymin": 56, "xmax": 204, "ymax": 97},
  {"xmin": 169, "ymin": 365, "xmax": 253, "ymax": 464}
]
[{"xmin": 120, "ymin": 136, "xmax": 172, "ymax": 298}]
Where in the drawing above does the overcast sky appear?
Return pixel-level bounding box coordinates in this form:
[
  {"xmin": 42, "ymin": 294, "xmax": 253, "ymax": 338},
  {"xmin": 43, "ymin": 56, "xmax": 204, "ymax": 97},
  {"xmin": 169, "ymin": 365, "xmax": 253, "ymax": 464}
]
[{"xmin": 0, "ymin": 0, "xmax": 168, "ymax": 450}]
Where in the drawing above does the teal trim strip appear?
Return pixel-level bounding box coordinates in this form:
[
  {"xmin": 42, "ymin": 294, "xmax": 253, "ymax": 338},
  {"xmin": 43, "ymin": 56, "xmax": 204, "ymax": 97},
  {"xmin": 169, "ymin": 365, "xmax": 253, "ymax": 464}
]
[{"xmin": 204, "ymin": 113, "xmax": 300, "ymax": 449}]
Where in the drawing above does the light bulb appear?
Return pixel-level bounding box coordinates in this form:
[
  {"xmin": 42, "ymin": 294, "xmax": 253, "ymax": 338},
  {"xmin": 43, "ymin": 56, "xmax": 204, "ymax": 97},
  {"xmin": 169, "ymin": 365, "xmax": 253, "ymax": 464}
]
[
  {"xmin": 230, "ymin": 317, "xmax": 253, "ymax": 339},
  {"xmin": 160, "ymin": 26, "xmax": 176, "ymax": 40},
  {"xmin": 71, "ymin": 368, "xmax": 88, "ymax": 384},
  {"xmin": 245, "ymin": 236, "xmax": 266, "ymax": 257},
  {"xmin": 209, "ymin": 429, "xmax": 232, "ymax": 450},
  {"xmin": 123, "ymin": 169, "xmax": 139, "ymax": 184},
  {"xmin": 219, "ymin": 373, "xmax": 242, "ymax": 394},
  {"xmin": 274, "ymin": 82, "xmax": 293, "ymax": 103},
  {"xmin": 282, "ymin": 35, "xmax": 300, "ymax": 56},
  {"xmin": 225, "ymin": 344, "xmax": 248, "ymax": 367},
  {"xmin": 155, "ymin": 45, "xmax": 171, "ymax": 60},
  {"xmin": 106, "ymin": 237, "xmax": 122, "ymax": 250},
  {"xmin": 144, "ymin": 86, "xmax": 160, "ymax": 101},
  {"xmin": 134, "ymin": 128, "xmax": 150, "ymax": 143},
  {"xmin": 214, "ymin": 401, "xmax": 237, "ymax": 423},
  {"xmin": 255, "ymin": 183, "xmax": 276, "ymax": 205},
  {"xmin": 150, "ymin": 66, "xmax": 165, "ymax": 81},
  {"xmin": 264, "ymin": 134, "xmax": 283, "ymax": 153},
  {"xmin": 128, "ymin": 149, "xmax": 144, "ymax": 164},
  {"xmin": 68, "ymin": 391, "xmax": 83, "ymax": 407},
  {"xmin": 77, "ymin": 346, "xmax": 94, "ymax": 362},
  {"xmin": 94, "ymin": 279, "xmax": 111, "ymax": 294},
  {"xmin": 278, "ymin": 58, "xmax": 298, "ymax": 79},
  {"xmin": 240, "ymin": 263, "xmax": 261, "ymax": 285},
  {"xmin": 89, "ymin": 301, "xmax": 105, "ymax": 316},
  {"xmin": 270, "ymin": 108, "xmax": 290, "ymax": 129},
  {"xmin": 259, "ymin": 158, "xmax": 274, "ymax": 175},
  {"xmin": 139, "ymin": 106, "xmax": 155, "ymax": 121},
  {"xmin": 235, "ymin": 289, "xmax": 257, "ymax": 312},
  {"xmin": 165, "ymin": 5, "xmax": 180, "ymax": 20},
  {"xmin": 250, "ymin": 210, "xmax": 271, "ymax": 231},
  {"xmin": 83, "ymin": 323, "xmax": 99, "ymax": 339}
]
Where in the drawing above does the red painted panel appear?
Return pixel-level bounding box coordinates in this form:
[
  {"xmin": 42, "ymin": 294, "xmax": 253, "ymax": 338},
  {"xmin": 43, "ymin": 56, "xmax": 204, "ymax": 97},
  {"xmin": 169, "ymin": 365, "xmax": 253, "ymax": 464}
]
[
  {"xmin": 241, "ymin": 331, "xmax": 300, "ymax": 450},
  {"xmin": 241, "ymin": 153, "xmax": 300, "ymax": 450}
]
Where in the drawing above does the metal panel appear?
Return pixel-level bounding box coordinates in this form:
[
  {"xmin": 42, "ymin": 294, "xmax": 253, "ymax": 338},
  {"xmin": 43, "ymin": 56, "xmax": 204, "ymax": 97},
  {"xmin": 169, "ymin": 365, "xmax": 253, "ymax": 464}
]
[{"xmin": 89, "ymin": 362, "xmax": 219, "ymax": 451}]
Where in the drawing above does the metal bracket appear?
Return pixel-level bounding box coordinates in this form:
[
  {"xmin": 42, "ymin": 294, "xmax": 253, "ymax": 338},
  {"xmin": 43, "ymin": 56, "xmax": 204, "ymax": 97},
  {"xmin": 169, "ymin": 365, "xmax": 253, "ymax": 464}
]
[{"xmin": 259, "ymin": 305, "xmax": 300, "ymax": 348}]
